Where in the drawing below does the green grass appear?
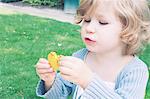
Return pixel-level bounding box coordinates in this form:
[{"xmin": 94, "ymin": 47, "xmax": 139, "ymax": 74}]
[
  {"xmin": 0, "ymin": 14, "xmax": 83, "ymax": 98},
  {"xmin": 140, "ymin": 45, "xmax": 150, "ymax": 99},
  {"xmin": 0, "ymin": 14, "xmax": 149, "ymax": 99}
]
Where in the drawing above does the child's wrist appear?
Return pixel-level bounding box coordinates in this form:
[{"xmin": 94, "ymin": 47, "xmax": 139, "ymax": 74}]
[
  {"xmin": 81, "ymin": 72, "xmax": 94, "ymax": 89},
  {"xmin": 45, "ymin": 81, "xmax": 53, "ymax": 91},
  {"xmin": 45, "ymin": 77, "xmax": 56, "ymax": 91}
]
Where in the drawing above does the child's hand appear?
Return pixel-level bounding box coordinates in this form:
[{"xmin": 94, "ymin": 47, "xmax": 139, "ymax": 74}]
[
  {"xmin": 59, "ymin": 56, "xmax": 94, "ymax": 89},
  {"xmin": 36, "ymin": 58, "xmax": 56, "ymax": 90}
]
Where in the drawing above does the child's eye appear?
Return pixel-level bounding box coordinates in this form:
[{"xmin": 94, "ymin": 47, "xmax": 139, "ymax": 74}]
[
  {"xmin": 99, "ymin": 21, "xmax": 108, "ymax": 25},
  {"xmin": 84, "ymin": 19, "xmax": 91, "ymax": 23}
]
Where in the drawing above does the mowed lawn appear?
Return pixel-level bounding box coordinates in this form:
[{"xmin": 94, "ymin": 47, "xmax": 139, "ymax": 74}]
[{"xmin": 0, "ymin": 14, "xmax": 149, "ymax": 99}]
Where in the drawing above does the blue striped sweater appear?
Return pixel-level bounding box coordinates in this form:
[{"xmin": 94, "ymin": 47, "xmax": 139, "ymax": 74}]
[{"xmin": 36, "ymin": 48, "xmax": 149, "ymax": 99}]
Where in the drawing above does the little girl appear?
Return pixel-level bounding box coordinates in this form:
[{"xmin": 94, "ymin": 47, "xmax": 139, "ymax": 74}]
[{"xmin": 36, "ymin": 0, "xmax": 150, "ymax": 99}]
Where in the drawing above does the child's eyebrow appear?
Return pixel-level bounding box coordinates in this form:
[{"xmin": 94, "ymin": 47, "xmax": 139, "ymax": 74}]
[
  {"xmin": 96, "ymin": 14, "xmax": 106, "ymax": 19},
  {"xmin": 83, "ymin": 14, "xmax": 108, "ymax": 21}
]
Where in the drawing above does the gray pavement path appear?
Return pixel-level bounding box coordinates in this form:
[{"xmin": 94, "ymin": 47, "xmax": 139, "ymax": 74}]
[{"xmin": 0, "ymin": 1, "xmax": 75, "ymax": 24}]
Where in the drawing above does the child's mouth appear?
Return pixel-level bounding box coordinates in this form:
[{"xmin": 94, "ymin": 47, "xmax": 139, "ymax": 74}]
[{"xmin": 84, "ymin": 37, "xmax": 96, "ymax": 44}]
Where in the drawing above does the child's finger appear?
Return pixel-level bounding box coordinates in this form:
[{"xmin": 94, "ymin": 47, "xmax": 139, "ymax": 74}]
[
  {"xmin": 39, "ymin": 73, "xmax": 55, "ymax": 81},
  {"xmin": 39, "ymin": 58, "xmax": 49, "ymax": 64},
  {"xmin": 59, "ymin": 60, "xmax": 73, "ymax": 69},
  {"xmin": 59, "ymin": 66, "xmax": 72, "ymax": 76},
  {"xmin": 36, "ymin": 68, "xmax": 54, "ymax": 74},
  {"xmin": 36, "ymin": 63, "xmax": 50, "ymax": 69},
  {"xmin": 60, "ymin": 56, "xmax": 82, "ymax": 63},
  {"xmin": 60, "ymin": 56, "xmax": 78, "ymax": 61},
  {"xmin": 61, "ymin": 73, "xmax": 73, "ymax": 83}
]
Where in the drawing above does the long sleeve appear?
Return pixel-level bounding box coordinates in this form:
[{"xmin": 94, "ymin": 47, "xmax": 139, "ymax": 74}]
[
  {"xmin": 36, "ymin": 73, "xmax": 76, "ymax": 99},
  {"xmin": 80, "ymin": 65, "xmax": 149, "ymax": 99},
  {"xmin": 36, "ymin": 48, "xmax": 86, "ymax": 99}
]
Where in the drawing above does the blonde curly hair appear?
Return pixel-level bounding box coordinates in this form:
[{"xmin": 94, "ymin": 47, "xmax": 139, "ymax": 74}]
[{"xmin": 75, "ymin": 0, "xmax": 150, "ymax": 55}]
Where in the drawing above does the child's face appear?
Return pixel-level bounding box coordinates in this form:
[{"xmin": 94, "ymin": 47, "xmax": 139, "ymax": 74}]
[{"xmin": 80, "ymin": 1, "xmax": 123, "ymax": 54}]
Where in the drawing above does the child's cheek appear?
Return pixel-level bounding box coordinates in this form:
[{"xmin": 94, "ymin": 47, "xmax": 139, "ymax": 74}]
[{"xmin": 80, "ymin": 28, "xmax": 86, "ymax": 35}]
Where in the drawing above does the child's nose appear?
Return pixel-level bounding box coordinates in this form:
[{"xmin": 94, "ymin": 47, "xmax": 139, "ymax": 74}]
[{"xmin": 85, "ymin": 23, "xmax": 96, "ymax": 34}]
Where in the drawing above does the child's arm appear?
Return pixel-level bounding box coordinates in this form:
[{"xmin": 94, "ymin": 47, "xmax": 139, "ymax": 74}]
[
  {"xmin": 80, "ymin": 62, "xmax": 149, "ymax": 99},
  {"xmin": 35, "ymin": 58, "xmax": 76, "ymax": 98},
  {"xmin": 36, "ymin": 73, "xmax": 76, "ymax": 98}
]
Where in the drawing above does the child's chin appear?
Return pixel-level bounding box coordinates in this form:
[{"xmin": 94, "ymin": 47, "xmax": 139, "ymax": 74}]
[{"xmin": 86, "ymin": 46, "xmax": 97, "ymax": 52}]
